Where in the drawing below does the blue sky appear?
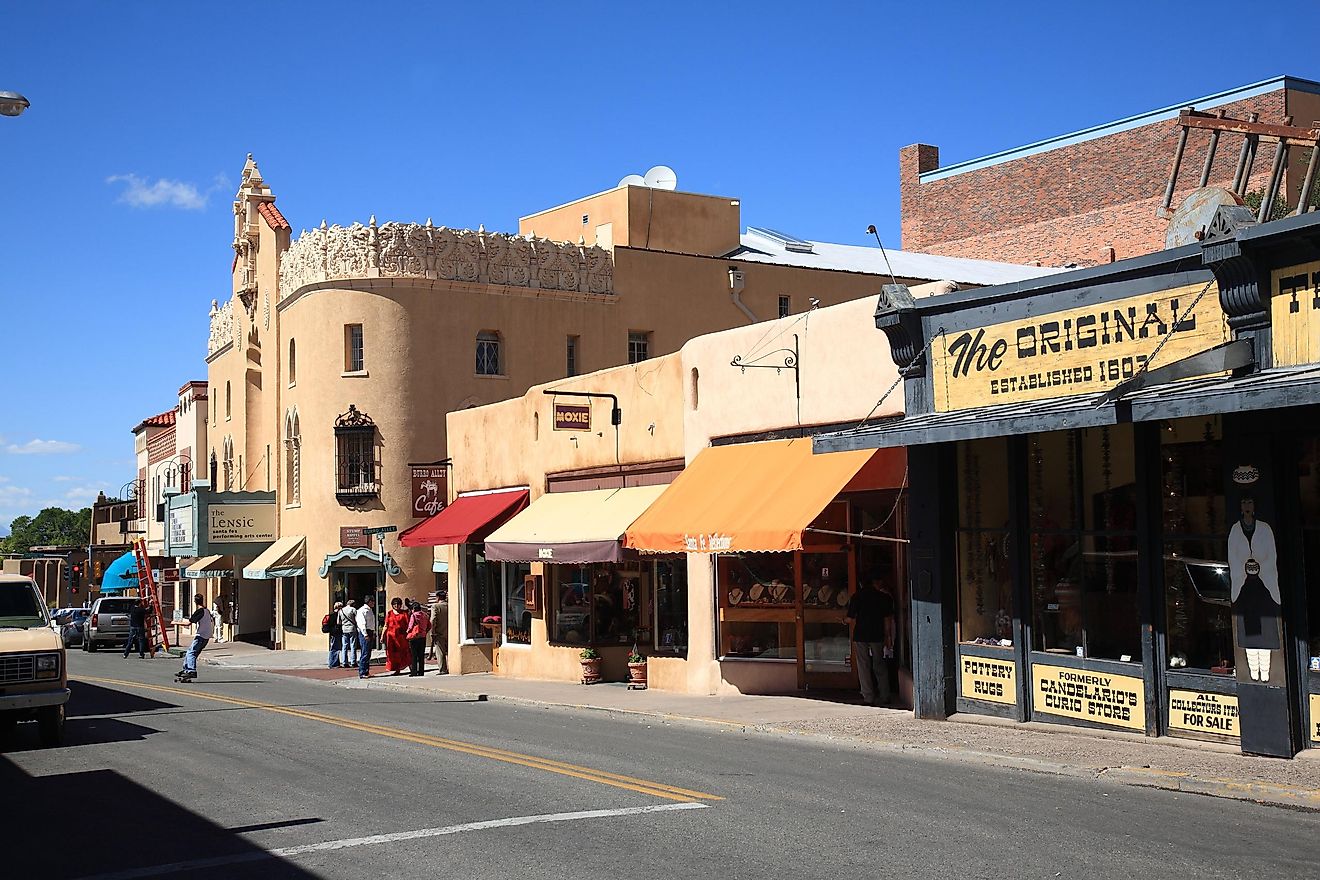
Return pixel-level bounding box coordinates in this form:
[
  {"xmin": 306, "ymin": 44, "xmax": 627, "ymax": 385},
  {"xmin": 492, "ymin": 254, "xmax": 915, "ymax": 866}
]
[{"xmin": 1, "ymin": 1, "xmax": 1317, "ymax": 532}]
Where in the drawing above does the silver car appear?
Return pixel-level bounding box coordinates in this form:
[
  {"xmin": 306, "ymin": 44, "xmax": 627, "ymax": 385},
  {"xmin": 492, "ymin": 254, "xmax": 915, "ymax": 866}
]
[{"xmin": 83, "ymin": 597, "xmax": 139, "ymax": 651}]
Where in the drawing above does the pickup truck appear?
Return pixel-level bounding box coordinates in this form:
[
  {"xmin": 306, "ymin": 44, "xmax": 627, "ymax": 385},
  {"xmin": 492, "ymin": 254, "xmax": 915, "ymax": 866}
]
[{"xmin": 0, "ymin": 574, "xmax": 68, "ymax": 746}]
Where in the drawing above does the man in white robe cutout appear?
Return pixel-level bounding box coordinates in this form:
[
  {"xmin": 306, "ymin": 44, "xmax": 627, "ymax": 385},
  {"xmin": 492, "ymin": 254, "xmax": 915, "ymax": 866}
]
[{"xmin": 1228, "ymin": 495, "xmax": 1281, "ymax": 682}]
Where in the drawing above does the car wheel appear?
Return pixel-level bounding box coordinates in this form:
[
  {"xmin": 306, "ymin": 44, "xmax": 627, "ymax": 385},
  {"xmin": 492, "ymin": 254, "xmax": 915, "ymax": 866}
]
[
  {"xmin": 86, "ymin": 638, "xmax": 99, "ymax": 653},
  {"xmin": 38, "ymin": 705, "xmax": 65, "ymax": 747}
]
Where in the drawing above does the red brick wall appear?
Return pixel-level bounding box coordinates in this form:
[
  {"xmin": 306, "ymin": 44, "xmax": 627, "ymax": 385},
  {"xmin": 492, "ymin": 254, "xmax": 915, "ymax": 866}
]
[
  {"xmin": 900, "ymin": 90, "xmax": 1301, "ymax": 267},
  {"xmin": 146, "ymin": 425, "xmax": 176, "ymax": 465}
]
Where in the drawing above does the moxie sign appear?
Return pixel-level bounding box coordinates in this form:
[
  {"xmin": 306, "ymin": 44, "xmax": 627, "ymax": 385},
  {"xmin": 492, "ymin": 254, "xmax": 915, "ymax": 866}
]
[
  {"xmin": 553, "ymin": 403, "xmax": 591, "ymax": 431},
  {"xmin": 930, "ymin": 283, "xmax": 1228, "ymax": 412},
  {"xmin": 410, "ymin": 466, "xmax": 447, "ymax": 519}
]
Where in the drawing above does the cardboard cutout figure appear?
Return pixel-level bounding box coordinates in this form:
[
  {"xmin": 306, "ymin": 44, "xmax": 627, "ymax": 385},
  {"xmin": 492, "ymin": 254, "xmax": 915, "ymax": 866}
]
[{"xmin": 1227, "ymin": 495, "xmax": 1282, "ymax": 682}]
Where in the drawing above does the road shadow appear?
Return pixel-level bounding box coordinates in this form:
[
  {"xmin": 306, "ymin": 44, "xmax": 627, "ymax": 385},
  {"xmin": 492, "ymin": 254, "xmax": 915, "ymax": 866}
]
[
  {"xmin": 68, "ymin": 680, "xmax": 178, "ymax": 717},
  {"xmin": 1, "ymin": 715, "xmax": 162, "ymax": 752},
  {"xmin": 0, "ymin": 757, "xmax": 322, "ymax": 879}
]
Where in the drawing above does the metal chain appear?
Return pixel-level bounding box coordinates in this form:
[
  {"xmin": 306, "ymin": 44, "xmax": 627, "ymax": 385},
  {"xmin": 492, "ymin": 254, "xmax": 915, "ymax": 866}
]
[{"xmin": 846, "ymin": 326, "xmax": 946, "ymax": 432}]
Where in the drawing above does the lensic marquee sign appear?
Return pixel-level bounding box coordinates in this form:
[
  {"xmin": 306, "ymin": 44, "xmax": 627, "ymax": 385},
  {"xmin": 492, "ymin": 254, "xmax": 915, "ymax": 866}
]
[
  {"xmin": 930, "ymin": 283, "xmax": 1228, "ymax": 412},
  {"xmin": 207, "ymin": 503, "xmax": 276, "ymax": 543}
]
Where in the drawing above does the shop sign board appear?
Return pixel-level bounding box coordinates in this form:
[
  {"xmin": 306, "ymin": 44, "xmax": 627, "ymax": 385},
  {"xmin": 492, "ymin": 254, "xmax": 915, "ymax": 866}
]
[
  {"xmin": 207, "ymin": 503, "xmax": 277, "ymax": 543},
  {"xmin": 167, "ymin": 507, "xmax": 193, "ymax": 550},
  {"xmin": 411, "ymin": 466, "xmax": 447, "ymax": 519},
  {"xmin": 1270, "ymin": 261, "xmax": 1320, "ymax": 367},
  {"xmin": 959, "ymin": 653, "xmax": 1017, "ymax": 705},
  {"xmin": 930, "ymin": 282, "xmax": 1229, "ymax": 412},
  {"xmin": 553, "ymin": 403, "xmax": 591, "ymax": 431},
  {"xmin": 340, "ymin": 527, "xmax": 371, "ymax": 549},
  {"xmin": 1031, "ymin": 663, "xmax": 1145, "ymax": 731},
  {"xmin": 1167, "ymin": 690, "xmax": 1239, "ymax": 738},
  {"xmin": 1312, "ymin": 694, "xmax": 1320, "ymax": 745}
]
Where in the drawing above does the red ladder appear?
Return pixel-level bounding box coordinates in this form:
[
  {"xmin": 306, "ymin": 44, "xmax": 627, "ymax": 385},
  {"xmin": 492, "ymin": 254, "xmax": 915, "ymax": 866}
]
[{"xmin": 131, "ymin": 538, "xmax": 171, "ymax": 656}]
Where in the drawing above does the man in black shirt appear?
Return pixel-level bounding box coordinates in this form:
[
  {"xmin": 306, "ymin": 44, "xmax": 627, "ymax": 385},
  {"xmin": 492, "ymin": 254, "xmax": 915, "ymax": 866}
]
[
  {"xmin": 123, "ymin": 599, "xmax": 149, "ymax": 659},
  {"xmin": 847, "ymin": 573, "xmax": 895, "ymax": 706}
]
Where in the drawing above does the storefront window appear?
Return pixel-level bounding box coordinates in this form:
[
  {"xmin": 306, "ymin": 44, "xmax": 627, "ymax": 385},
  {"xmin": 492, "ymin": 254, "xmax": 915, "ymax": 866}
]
[
  {"xmin": 1161, "ymin": 418, "xmax": 1232, "ymax": 673},
  {"xmin": 463, "ymin": 545, "xmax": 501, "ymax": 642},
  {"xmin": 551, "ymin": 562, "xmax": 646, "ymax": 646},
  {"xmin": 1302, "ymin": 436, "xmax": 1320, "ymax": 670},
  {"xmin": 717, "ymin": 553, "xmax": 798, "ymax": 660},
  {"xmin": 653, "ymin": 559, "xmax": 687, "ymax": 654},
  {"xmin": 1029, "ymin": 426, "xmax": 1140, "ymax": 661},
  {"xmin": 957, "ymin": 437, "xmax": 1013, "ymax": 644},
  {"xmin": 504, "ymin": 563, "xmax": 532, "ymax": 645},
  {"xmin": 280, "ymin": 574, "xmax": 307, "ymax": 630}
]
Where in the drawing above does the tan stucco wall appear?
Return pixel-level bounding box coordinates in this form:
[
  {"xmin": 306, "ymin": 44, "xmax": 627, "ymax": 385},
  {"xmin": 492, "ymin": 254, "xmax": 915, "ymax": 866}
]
[{"xmin": 519, "ymin": 186, "xmax": 742, "ymax": 257}]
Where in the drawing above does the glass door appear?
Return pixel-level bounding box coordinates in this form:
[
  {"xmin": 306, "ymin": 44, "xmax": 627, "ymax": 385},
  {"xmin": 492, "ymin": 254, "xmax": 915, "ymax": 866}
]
[{"xmin": 799, "ymin": 547, "xmax": 855, "ymax": 689}]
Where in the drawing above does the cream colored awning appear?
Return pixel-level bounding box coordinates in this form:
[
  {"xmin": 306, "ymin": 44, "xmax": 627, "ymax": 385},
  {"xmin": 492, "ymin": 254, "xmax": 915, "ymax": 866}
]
[
  {"xmin": 184, "ymin": 555, "xmax": 235, "ymax": 579},
  {"xmin": 242, "ymin": 536, "xmax": 307, "ymax": 579},
  {"xmin": 485, "ymin": 485, "xmax": 667, "ymax": 564}
]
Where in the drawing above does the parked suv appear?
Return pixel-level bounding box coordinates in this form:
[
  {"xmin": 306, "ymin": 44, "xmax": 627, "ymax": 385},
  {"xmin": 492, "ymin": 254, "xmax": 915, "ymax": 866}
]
[
  {"xmin": 83, "ymin": 596, "xmax": 139, "ymax": 652},
  {"xmin": 0, "ymin": 574, "xmax": 68, "ymax": 746}
]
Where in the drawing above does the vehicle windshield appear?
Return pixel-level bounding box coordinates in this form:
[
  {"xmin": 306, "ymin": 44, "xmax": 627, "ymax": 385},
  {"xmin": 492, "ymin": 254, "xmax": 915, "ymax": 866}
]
[
  {"xmin": 0, "ymin": 581, "xmax": 49, "ymax": 628},
  {"xmin": 98, "ymin": 599, "xmax": 138, "ymax": 614}
]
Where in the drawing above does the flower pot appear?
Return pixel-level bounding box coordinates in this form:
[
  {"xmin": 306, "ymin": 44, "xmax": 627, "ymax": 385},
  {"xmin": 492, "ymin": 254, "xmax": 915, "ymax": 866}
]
[
  {"xmin": 580, "ymin": 657, "xmax": 602, "ymax": 685},
  {"xmin": 627, "ymin": 660, "xmax": 648, "ymax": 690}
]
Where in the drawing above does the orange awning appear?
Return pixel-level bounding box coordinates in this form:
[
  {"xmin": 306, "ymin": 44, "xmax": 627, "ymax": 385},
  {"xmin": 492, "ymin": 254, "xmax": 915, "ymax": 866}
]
[{"xmin": 624, "ymin": 438, "xmax": 905, "ymax": 554}]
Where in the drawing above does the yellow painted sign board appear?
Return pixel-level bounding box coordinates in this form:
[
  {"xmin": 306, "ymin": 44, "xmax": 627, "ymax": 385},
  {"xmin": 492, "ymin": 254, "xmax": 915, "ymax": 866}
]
[
  {"xmin": 1311, "ymin": 694, "xmax": 1320, "ymax": 746},
  {"xmin": 1270, "ymin": 261, "xmax": 1320, "ymax": 368},
  {"xmin": 1031, "ymin": 663, "xmax": 1145, "ymax": 731},
  {"xmin": 931, "ymin": 283, "xmax": 1229, "ymax": 412},
  {"xmin": 959, "ymin": 653, "xmax": 1017, "ymax": 705},
  {"xmin": 1167, "ymin": 690, "xmax": 1239, "ymax": 739}
]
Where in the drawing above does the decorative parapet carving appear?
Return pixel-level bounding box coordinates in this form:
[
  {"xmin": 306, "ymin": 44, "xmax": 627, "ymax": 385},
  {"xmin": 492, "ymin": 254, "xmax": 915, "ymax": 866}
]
[
  {"xmin": 207, "ymin": 299, "xmax": 236, "ymax": 357},
  {"xmin": 278, "ymin": 218, "xmax": 615, "ymax": 299}
]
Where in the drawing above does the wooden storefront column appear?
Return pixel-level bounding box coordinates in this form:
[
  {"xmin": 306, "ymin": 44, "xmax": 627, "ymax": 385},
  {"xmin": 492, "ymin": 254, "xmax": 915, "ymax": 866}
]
[{"xmin": 908, "ymin": 443, "xmax": 958, "ymax": 719}]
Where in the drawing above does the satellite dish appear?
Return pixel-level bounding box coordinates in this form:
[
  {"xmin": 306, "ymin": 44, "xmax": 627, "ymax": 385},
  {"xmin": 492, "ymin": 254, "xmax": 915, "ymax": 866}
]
[
  {"xmin": 618, "ymin": 174, "xmax": 645, "ymax": 188},
  {"xmin": 1165, "ymin": 186, "xmax": 1243, "ymax": 248},
  {"xmin": 643, "ymin": 165, "xmax": 678, "ymax": 190}
]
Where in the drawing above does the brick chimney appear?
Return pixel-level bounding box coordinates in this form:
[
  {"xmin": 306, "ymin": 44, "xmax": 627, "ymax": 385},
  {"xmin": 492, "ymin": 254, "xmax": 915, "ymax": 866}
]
[{"xmin": 899, "ymin": 144, "xmax": 940, "ymax": 250}]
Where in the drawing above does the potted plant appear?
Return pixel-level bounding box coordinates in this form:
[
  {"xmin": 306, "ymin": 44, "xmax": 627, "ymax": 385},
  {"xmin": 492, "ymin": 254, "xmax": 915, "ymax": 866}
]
[
  {"xmin": 579, "ymin": 646, "xmax": 601, "ymax": 685},
  {"xmin": 627, "ymin": 645, "xmax": 647, "ymax": 690}
]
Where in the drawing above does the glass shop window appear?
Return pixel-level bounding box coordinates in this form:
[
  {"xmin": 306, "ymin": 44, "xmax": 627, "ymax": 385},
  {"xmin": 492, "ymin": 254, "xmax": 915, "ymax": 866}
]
[
  {"xmin": 1029, "ymin": 425, "xmax": 1140, "ymax": 662},
  {"xmin": 463, "ymin": 546, "xmax": 502, "ymax": 642},
  {"xmin": 503, "ymin": 562, "xmax": 532, "ymax": 645},
  {"xmin": 1160, "ymin": 417, "xmax": 1232, "ymax": 673},
  {"xmin": 1301, "ymin": 435, "xmax": 1320, "ymax": 672},
  {"xmin": 957, "ymin": 437, "xmax": 1014, "ymax": 644},
  {"xmin": 281, "ymin": 575, "xmax": 307, "ymax": 630},
  {"xmin": 716, "ymin": 553, "xmax": 798, "ymax": 660},
  {"xmin": 653, "ymin": 559, "xmax": 688, "ymax": 654},
  {"xmin": 551, "ymin": 563, "xmax": 645, "ymax": 647}
]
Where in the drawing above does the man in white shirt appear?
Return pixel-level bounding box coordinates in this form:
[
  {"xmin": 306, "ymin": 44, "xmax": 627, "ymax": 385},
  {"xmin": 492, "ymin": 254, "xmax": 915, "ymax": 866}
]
[
  {"xmin": 339, "ymin": 598, "xmax": 359, "ymax": 668},
  {"xmin": 355, "ymin": 595, "xmax": 377, "ymax": 679},
  {"xmin": 180, "ymin": 593, "xmax": 214, "ymax": 680}
]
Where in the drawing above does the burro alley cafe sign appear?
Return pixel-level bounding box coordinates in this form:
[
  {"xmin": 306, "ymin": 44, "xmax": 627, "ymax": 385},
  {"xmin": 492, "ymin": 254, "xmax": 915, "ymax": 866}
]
[
  {"xmin": 930, "ymin": 283, "xmax": 1228, "ymax": 412},
  {"xmin": 411, "ymin": 465, "xmax": 447, "ymax": 519}
]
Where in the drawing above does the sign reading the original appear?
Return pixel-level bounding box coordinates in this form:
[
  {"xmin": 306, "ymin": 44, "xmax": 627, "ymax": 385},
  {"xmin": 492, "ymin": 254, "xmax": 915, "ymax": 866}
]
[
  {"xmin": 553, "ymin": 403, "xmax": 591, "ymax": 431},
  {"xmin": 1167, "ymin": 690, "xmax": 1239, "ymax": 738},
  {"xmin": 168, "ymin": 507, "xmax": 192, "ymax": 549},
  {"xmin": 1031, "ymin": 663, "xmax": 1145, "ymax": 731},
  {"xmin": 1271, "ymin": 261, "xmax": 1320, "ymax": 368},
  {"xmin": 930, "ymin": 283, "xmax": 1228, "ymax": 412},
  {"xmin": 207, "ymin": 503, "xmax": 277, "ymax": 544},
  {"xmin": 960, "ymin": 653, "xmax": 1017, "ymax": 705},
  {"xmin": 411, "ymin": 466, "xmax": 447, "ymax": 519},
  {"xmin": 340, "ymin": 526, "xmax": 371, "ymax": 549}
]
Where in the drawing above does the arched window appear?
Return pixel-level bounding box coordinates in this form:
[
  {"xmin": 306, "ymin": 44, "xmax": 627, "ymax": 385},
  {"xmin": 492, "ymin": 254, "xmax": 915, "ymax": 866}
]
[
  {"xmin": 690, "ymin": 367, "xmax": 700, "ymax": 410},
  {"xmin": 225, "ymin": 382, "xmax": 232, "ymax": 420},
  {"xmin": 209, "ymin": 450, "xmax": 218, "ymax": 486},
  {"xmin": 222, "ymin": 437, "xmax": 234, "ymax": 491},
  {"xmin": 284, "ymin": 408, "xmax": 301, "ymax": 506},
  {"xmin": 288, "ymin": 339, "xmax": 297, "ymax": 386},
  {"xmin": 476, "ymin": 331, "xmax": 501, "ymax": 376}
]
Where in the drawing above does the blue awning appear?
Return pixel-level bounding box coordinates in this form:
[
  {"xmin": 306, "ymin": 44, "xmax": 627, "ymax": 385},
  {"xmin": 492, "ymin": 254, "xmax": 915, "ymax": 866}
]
[{"xmin": 100, "ymin": 552, "xmax": 138, "ymax": 594}]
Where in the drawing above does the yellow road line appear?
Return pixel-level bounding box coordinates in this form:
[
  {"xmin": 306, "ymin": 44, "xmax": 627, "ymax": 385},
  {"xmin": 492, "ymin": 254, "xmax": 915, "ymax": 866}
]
[{"xmin": 81, "ymin": 676, "xmax": 721, "ymax": 803}]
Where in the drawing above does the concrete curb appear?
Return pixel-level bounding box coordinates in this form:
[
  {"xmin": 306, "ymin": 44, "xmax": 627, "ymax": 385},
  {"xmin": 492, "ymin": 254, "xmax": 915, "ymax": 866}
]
[{"xmin": 1101, "ymin": 766, "xmax": 1320, "ymax": 810}]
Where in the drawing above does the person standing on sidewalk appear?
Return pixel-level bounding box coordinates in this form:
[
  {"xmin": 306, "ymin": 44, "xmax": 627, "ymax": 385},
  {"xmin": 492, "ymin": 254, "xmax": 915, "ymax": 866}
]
[
  {"xmin": 327, "ymin": 600, "xmax": 345, "ymax": 668},
  {"xmin": 383, "ymin": 597, "xmax": 410, "ymax": 675},
  {"xmin": 181, "ymin": 593, "xmax": 214, "ymax": 679},
  {"xmin": 122, "ymin": 598, "xmax": 148, "ymax": 659},
  {"xmin": 355, "ymin": 594, "xmax": 377, "ymax": 679},
  {"xmin": 406, "ymin": 600, "xmax": 430, "ymax": 676},
  {"xmin": 428, "ymin": 594, "xmax": 448, "ymax": 674},
  {"xmin": 339, "ymin": 598, "xmax": 359, "ymax": 668},
  {"xmin": 846, "ymin": 573, "xmax": 895, "ymax": 707}
]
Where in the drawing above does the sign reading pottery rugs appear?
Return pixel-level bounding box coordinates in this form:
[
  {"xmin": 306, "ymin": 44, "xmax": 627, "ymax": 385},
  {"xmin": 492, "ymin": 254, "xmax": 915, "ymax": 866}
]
[
  {"xmin": 553, "ymin": 403, "xmax": 591, "ymax": 431},
  {"xmin": 1031, "ymin": 664, "xmax": 1145, "ymax": 731},
  {"xmin": 1167, "ymin": 690, "xmax": 1239, "ymax": 738},
  {"xmin": 1311, "ymin": 694, "xmax": 1320, "ymax": 745},
  {"xmin": 931, "ymin": 283, "xmax": 1229, "ymax": 412},
  {"xmin": 1271, "ymin": 261, "xmax": 1320, "ymax": 367},
  {"xmin": 207, "ymin": 503, "xmax": 276, "ymax": 543},
  {"xmin": 411, "ymin": 466, "xmax": 447, "ymax": 519},
  {"xmin": 960, "ymin": 653, "xmax": 1017, "ymax": 705}
]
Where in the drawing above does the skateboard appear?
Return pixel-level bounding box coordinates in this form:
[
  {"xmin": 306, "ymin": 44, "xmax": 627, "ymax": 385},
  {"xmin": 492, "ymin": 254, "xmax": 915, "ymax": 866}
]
[{"xmin": 174, "ymin": 669, "xmax": 197, "ymax": 683}]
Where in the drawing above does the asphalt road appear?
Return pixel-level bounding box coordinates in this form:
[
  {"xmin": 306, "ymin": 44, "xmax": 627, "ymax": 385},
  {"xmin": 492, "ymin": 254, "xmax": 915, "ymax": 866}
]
[{"xmin": 4, "ymin": 651, "xmax": 1318, "ymax": 880}]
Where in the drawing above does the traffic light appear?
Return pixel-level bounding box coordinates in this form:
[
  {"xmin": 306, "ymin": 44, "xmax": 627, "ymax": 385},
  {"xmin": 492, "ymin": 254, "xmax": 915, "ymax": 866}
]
[{"xmin": 70, "ymin": 562, "xmax": 83, "ymax": 594}]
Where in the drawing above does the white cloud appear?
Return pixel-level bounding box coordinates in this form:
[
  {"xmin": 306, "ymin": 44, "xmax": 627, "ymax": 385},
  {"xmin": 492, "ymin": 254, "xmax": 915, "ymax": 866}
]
[
  {"xmin": 62, "ymin": 485, "xmax": 102, "ymax": 505},
  {"xmin": 5, "ymin": 439, "xmax": 82, "ymax": 455},
  {"xmin": 106, "ymin": 173, "xmax": 226, "ymax": 211},
  {"xmin": 51, "ymin": 475, "xmax": 77, "ymax": 482}
]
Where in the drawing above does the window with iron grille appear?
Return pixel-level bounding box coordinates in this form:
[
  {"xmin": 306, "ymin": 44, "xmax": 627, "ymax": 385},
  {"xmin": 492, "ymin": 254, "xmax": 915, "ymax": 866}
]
[
  {"xmin": 628, "ymin": 331, "xmax": 650, "ymax": 365},
  {"xmin": 476, "ymin": 331, "xmax": 502, "ymax": 376},
  {"xmin": 566, "ymin": 335, "xmax": 579, "ymax": 377},
  {"xmin": 778, "ymin": 295, "xmax": 791, "ymax": 318},
  {"xmin": 334, "ymin": 405, "xmax": 378, "ymax": 500},
  {"xmin": 345, "ymin": 324, "xmax": 364, "ymax": 372}
]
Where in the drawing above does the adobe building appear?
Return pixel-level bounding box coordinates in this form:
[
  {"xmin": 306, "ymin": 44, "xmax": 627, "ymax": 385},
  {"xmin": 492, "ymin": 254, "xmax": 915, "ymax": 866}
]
[
  {"xmin": 190, "ymin": 154, "xmax": 1052, "ymax": 653},
  {"xmin": 900, "ymin": 76, "xmax": 1320, "ymax": 268}
]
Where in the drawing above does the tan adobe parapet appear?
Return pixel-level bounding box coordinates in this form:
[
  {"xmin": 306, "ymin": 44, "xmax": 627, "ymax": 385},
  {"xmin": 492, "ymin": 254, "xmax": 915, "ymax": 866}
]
[{"xmin": 277, "ymin": 217, "xmax": 615, "ymax": 300}]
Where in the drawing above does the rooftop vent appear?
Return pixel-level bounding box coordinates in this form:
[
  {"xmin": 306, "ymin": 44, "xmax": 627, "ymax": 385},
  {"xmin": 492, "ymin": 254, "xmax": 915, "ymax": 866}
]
[{"xmin": 746, "ymin": 226, "xmax": 815, "ymax": 254}]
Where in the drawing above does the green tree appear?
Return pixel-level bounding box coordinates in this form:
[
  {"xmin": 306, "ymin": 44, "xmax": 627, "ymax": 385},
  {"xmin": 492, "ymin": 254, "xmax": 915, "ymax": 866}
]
[{"xmin": 2, "ymin": 506, "xmax": 93, "ymax": 553}]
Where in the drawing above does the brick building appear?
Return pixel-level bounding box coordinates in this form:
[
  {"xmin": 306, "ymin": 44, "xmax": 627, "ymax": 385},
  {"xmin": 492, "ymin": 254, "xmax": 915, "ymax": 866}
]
[{"xmin": 900, "ymin": 76, "xmax": 1320, "ymax": 268}]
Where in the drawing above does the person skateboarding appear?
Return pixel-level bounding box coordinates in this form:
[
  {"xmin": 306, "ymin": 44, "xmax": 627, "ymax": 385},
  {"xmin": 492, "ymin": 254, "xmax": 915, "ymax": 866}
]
[{"xmin": 177, "ymin": 593, "xmax": 214, "ymax": 682}]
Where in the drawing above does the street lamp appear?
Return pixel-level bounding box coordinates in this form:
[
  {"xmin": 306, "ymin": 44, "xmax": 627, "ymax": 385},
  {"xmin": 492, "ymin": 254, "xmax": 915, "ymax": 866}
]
[{"xmin": 0, "ymin": 91, "xmax": 30, "ymax": 118}]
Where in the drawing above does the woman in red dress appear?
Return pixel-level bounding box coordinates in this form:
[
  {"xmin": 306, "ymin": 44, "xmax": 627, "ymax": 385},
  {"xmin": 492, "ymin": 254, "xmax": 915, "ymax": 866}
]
[{"xmin": 383, "ymin": 597, "xmax": 411, "ymax": 675}]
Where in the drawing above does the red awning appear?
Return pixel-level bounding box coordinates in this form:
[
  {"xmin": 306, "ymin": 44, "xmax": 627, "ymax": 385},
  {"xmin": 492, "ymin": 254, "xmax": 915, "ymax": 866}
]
[{"xmin": 399, "ymin": 489, "xmax": 529, "ymax": 547}]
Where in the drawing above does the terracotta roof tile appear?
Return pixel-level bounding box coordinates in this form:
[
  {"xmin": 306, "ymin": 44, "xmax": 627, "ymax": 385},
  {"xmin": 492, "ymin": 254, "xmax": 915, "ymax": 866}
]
[
  {"xmin": 257, "ymin": 201, "xmax": 291, "ymax": 231},
  {"xmin": 132, "ymin": 409, "xmax": 177, "ymax": 433}
]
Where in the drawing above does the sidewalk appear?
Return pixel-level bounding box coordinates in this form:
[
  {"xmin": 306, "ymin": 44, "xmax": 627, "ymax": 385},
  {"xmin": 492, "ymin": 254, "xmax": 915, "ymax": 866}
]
[{"xmin": 202, "ymin": 644, "xmax": 1320, "ymax": 809}]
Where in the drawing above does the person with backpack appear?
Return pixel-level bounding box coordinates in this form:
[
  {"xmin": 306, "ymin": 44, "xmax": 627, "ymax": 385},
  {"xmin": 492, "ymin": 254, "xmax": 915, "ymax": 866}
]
[
  {"xmin": 406, "ymin": 600, "xmax": 431, "ymax": 677},
  {"xmin": 325, "ymin": 600, "xmax": 344, "ymax": 668},
  {"xmin": 339, "ymin": 598, "xmax": 359, "ymax": 668}
]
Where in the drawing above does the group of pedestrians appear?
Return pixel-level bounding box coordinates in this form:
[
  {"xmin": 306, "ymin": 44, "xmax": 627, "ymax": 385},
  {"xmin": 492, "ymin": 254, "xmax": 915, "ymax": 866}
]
[
  {"xmin": 328, "ymin": 595, "xmax": 378, "ymax": 678},
  {"xmin": 327, "ymin": 593, "xmax": 447, "ymax": 678}
]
